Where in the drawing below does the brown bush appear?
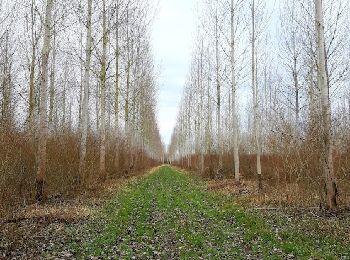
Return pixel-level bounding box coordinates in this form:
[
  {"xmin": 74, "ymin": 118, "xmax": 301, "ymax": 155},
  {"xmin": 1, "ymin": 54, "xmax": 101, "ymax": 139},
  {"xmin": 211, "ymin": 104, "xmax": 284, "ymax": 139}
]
[
  {"xmin": 0, "ymin": 130, "xmax": 159, "ymax": 218},
  {"xmin": 174, "ymin": 144, "xmax": 350, "ymax": 208}
]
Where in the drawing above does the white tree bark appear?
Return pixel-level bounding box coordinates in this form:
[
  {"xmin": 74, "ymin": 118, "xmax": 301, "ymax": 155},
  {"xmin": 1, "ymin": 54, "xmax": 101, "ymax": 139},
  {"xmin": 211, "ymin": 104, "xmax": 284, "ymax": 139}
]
[
  {"xmin": 114, "ymin": 0, "xmax": 120, "ymax": 170},
  {"xmin": 252, "ymin": 0, "xmax": 262, "ymax": 190},
  {"xmin": 1, "ymin": 30, "xmax": 11, "ymax": 129},
  {"xmin": 315, "ymin": 0, "xmax": 337, "ymax": 209},
  {"xmin": 231, "ymin": 0, "xmax": 240, "ymax": 184},
  {"xmin": 36, "ymin": 0, "xmax": 54, "ymax": 202},
  {"xmin": 48, "ymin": 27, "xmax": 56, "ymax": 132},
  {"xmin": 27, "ymin": 0, "xmax": 37, "ymax": 133},
  {"xmin": 99, "ymin": 0, "xmax": 108, "ymax": 180},
  {"xmin": 199, "ymin": 40, "xmax": 205, "ymax": 174},
  {"xmin": 79, "ymin": 0, "xmax": 93, "ymax": 182},
  {"xmin": 215, "ymin": 4, "xmax": 223, "ymax": 174}
]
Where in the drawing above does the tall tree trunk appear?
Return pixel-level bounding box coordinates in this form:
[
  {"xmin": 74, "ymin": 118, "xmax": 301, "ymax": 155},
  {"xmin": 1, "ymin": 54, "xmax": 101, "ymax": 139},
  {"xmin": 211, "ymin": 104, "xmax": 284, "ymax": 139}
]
[
  {"xmin": 215, "ymin": 5, "xmax": 222, "ymax": 175},
  {"xmin": 252, "ymin": 0, "xmax": 262, "ymax": 190},
  {"xmin": 49, "ymin": 29, "xmax": 56, "ymax": 133},
  {"xmin": 124, "ymin": 9, "xmax": 131, "ymax": 172},
  {"xmin": 1, "ymin": 30, "xmax": 11, "ymax": 130},
  {"xmin": 206, "ymin": 46, "xmax": 212, "ymax": 155},
  {"xmin": 36, "ymin": 0, "xmax": 53, "ymax": 202},
  {"xmin": 62, "ymin": 67, "xmax": 66, "ymax": 129},
  {"xmin": 78, "ymin": 32, "xmax": 84, "ymax": 130},
  {"xmin": 114, "ymin": 1, "xmax": 120, "ymax": 170},
  {"xmin": 99, "ymin": 0, "xmax": 108, "ymax": 180},
  {"xmin": 96, "ymin": 84, "xmax": 100, "ymax": 130},
  {"xmin": 293, "ymin": 49, "xmax": 300, "ymax": 128},
  {"xmin": 28, "ymin": 0, "xmax": 36, "ymax": 133},
  {"xmin": 199, "ymin": 40, "xmax": 205, "ymax": 174},
  {"xmin": 315, "ymin": 0, "xmax": 337, "ymax": 209},
  {"xmin": 79, "ymin": 0, "xmax": 93, "ymax": 182},
  {"xmin": 231, "ymin": 0, "xmax": 240, "ymax": 184}
]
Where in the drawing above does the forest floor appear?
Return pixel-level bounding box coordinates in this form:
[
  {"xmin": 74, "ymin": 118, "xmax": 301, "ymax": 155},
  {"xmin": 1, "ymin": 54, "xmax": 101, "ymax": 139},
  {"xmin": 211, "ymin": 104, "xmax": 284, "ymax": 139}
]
[{"xmin": 1, "ymin": 166, "xmax": 350, "ymax": 259}]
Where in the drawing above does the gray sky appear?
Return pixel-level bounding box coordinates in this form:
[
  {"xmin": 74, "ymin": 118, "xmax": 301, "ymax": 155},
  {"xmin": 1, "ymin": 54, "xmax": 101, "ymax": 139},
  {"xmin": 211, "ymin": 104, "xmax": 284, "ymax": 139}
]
[
  {"xmin": 152, "ymin": 0, "xmax": 278, "ymax": 147},
  {"xmin": 152, "ymin": 0, "xmax": 197, "ymax": 147}
]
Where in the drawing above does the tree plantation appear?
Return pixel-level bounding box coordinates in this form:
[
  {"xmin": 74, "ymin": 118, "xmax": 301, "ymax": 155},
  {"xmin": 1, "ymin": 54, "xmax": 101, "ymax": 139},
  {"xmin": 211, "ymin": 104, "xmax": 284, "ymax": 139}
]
[
  {"xmin": 1, "ymin": 0, "xmax": 350, "ymax": 259},
  {"xmin": 0, "ymin": 0, "xmax": 163, "ymax": 211},
  {"xmin": 168, "ymin": 0, "xmax": 349, "ymax": 210}
]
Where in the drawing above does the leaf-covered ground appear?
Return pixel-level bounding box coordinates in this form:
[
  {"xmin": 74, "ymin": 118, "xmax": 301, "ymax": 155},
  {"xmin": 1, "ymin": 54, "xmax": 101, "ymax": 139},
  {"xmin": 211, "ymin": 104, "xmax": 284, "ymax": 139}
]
[{"xmin": 1, "ymin": 166, "xmax": 349, "ymax": 259}]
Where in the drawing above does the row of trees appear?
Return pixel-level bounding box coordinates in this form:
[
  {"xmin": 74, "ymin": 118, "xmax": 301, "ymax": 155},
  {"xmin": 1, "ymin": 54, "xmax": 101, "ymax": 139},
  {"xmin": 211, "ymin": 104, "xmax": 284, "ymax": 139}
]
[
  {"xmin": 168, "ymin": 0, "xmax": 350, "ymax": 209},
  {"xmin": 0, "ymin": 0, "xmax": 163, "ymax": 207}
]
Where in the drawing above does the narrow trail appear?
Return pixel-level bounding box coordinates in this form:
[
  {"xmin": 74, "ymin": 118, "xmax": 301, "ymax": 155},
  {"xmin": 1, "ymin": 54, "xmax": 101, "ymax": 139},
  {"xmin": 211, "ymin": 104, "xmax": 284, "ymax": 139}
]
[
  {"xmin": 66, "ymin": 166, "xmax": 348, "ymax": 259},
  {"xmin": 2, "ymin": 166, "xmax": 349, "ymax": 259},
  {"xmin": 78, "ymin": 166, "xmax": 247, "ymax": 259}
]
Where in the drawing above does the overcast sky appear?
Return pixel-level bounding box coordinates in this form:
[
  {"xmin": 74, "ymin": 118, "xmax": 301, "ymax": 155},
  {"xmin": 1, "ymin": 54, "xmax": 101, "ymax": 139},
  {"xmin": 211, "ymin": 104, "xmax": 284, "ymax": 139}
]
[
  {"xmin": 152, "ymin": 0, "xmax": 198, "ymax": 147},
  {"xmin": 152, "ymin": 0, "xmax": 278, "ymax": 147}
]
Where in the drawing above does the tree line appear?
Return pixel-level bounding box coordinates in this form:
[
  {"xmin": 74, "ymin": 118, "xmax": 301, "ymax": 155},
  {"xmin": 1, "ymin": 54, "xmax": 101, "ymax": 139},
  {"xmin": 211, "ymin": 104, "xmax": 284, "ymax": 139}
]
[
  {"xmin": 168, "ymin": 0, "xmax": 350, "ymax": 210},
  {"xmin": 0, "ymin": 0, "xmax": 163, "ymax": 213}
]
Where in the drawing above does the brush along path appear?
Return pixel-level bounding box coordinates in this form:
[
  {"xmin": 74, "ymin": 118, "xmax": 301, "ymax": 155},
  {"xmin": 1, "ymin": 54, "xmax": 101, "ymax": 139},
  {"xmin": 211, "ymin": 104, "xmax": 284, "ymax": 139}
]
[{"xmin": 64, "ymin": 166, "xmax": 348, "ymax": 259}]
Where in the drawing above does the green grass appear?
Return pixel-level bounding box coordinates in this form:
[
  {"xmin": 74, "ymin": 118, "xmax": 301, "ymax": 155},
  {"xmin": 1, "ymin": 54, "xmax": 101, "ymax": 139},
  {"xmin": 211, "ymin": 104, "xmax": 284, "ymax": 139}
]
[{"xmin": 71, "ymin": 166, "xmax": 349, "ymax": 259}]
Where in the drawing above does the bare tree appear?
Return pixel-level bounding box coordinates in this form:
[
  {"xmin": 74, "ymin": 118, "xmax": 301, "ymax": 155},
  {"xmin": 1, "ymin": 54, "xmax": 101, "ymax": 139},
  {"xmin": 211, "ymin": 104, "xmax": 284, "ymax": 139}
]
[
  {"xmin": 36, "ymin": 0, "xmax": 54, "ymax": 202},
  {"xmin": 230, "ymin": 0, "xmax": 241, "ymax": 184},
  {"xmin": 99, "ymin": 0, "xmax": 108, "ymax": 180},
  {"xmin": 0, "ymin": 30, "xmax": 13, "ymax": 130},
  {"xmin": 251, "ymin": 0, "xmax": 262, "ymax": 190},
  {"xmin": 79, "ymin": 0, "xmax": 93, "ymax": 183},
  {"xmin": 315, "ymin": 0, "xmax": 337, "ymax": 209},
  {"xmin": 25, "ymin": 0, "xmax": 40, "ymax": 133},
  {"xmin": 114, "ymin": 0, "xmax": 121, "ymax": 170},
  {"xmin": 214, "ymin": 1, "xmax": 223, "ymax": 175}
]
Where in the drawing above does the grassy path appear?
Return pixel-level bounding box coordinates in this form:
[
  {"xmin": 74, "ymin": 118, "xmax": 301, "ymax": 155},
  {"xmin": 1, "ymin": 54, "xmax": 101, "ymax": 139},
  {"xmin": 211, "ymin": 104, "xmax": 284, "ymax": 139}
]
[{"xmin": 68, "ymin": 166, "xmax": 349, "ymax": 259}]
